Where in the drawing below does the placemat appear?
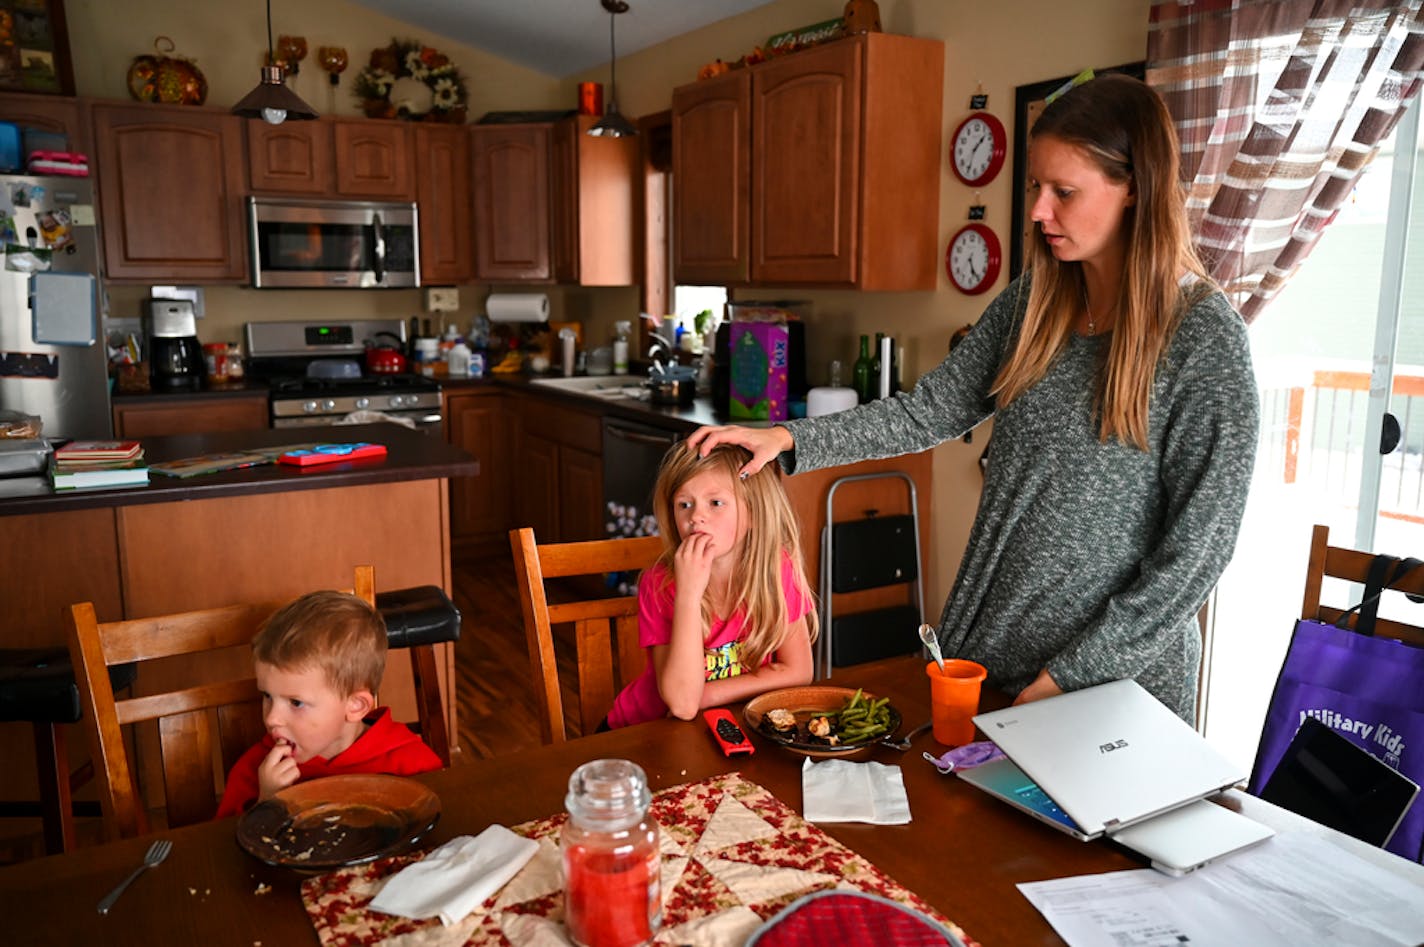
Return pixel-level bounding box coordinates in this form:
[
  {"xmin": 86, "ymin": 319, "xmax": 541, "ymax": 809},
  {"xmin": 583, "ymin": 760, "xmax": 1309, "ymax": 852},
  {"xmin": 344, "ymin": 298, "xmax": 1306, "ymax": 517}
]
[{"xmin": 300, "ymin": 772, "xmax": 978, "ymax": 946}]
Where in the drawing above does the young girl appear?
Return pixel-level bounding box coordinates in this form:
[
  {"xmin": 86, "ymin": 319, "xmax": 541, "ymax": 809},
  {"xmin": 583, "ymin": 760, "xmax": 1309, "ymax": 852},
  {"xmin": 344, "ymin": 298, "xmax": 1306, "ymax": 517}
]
[{"xmin": 605, "ymin": 443, "xmax": 817, "ymax": 728}]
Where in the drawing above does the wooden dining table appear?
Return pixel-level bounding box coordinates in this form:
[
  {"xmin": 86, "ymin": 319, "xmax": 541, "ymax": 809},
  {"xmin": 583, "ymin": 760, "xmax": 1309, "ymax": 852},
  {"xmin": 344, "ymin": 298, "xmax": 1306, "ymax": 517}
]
[{"xmin": 3, "ymin": 654, "xmax": 1420, "ymax": 946}]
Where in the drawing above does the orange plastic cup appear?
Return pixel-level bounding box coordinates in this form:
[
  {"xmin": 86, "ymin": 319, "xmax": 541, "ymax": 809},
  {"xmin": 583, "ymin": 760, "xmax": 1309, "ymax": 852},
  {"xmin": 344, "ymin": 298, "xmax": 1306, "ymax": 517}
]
[{"xmin": 926, "ymin": 660, "xmax": 987, "ymax": 746}]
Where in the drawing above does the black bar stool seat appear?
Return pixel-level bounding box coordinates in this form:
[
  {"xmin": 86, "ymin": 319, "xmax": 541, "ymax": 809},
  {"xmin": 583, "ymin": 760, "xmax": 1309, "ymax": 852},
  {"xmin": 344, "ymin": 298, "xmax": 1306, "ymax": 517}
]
[{"xmin": 0, "ymin": 648, "xmax": 136, "ymax": 854}]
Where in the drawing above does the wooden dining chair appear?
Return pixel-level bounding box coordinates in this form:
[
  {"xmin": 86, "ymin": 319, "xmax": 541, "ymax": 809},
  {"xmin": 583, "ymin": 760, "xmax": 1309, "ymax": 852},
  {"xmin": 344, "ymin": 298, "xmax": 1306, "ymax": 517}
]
[
  {"xmin": 1301, "ymin": 524, "xmax": 1424, "ymax": 646},
  {"xmin": 65, "ymin": 566, "xmax": 450, "ymax": 840},
  {"xmin": 510, "ymin": 527, "xmax": 663, "ymax": 744}
]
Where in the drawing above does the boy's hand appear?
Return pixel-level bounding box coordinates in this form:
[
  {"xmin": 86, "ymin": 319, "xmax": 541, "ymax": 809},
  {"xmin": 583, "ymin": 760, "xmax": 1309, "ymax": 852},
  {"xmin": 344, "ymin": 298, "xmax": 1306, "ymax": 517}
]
[{"xmin": 257, "ymin": 739, "xmax": 300, "ymax": 800}]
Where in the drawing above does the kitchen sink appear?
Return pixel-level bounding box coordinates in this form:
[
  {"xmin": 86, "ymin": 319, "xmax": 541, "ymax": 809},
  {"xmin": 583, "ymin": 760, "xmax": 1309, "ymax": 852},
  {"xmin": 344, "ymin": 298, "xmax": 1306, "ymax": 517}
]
[{"xmin": 529, "ymin": 375, "xmax": 649, "ymax": 400}]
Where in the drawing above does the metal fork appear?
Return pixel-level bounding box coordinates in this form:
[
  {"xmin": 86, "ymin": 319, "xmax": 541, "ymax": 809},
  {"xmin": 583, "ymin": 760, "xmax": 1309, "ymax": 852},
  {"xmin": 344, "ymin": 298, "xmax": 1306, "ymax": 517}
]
[
  {"xmin": 97, "ymin": 839, "xmax": 172, "ymax": 915},
  {"xmin": 882, "ymin": 720, "xmax": 933, "ymax": 752}
]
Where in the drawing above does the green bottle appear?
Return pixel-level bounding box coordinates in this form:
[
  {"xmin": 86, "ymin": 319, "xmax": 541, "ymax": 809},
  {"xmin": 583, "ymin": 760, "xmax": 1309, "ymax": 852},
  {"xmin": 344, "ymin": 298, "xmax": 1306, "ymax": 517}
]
[{"xmin": 853, "ymin": 335, "xmax": 874, "ymax": 404}]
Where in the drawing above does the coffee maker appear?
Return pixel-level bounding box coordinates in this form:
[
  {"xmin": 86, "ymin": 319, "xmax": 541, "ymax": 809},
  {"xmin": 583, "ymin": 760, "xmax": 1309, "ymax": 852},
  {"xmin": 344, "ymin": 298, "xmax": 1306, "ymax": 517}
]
[{"xmin": 146, "ymin": 299, "xmax": 204, "ymax": 391}]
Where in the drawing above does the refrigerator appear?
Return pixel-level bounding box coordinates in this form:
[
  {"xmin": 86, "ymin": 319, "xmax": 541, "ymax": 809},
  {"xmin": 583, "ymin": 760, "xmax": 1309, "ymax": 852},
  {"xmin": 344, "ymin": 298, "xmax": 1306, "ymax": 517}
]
[{"xmin": 0, "ymin": 174, "xmax": 110, "ymax": 440}]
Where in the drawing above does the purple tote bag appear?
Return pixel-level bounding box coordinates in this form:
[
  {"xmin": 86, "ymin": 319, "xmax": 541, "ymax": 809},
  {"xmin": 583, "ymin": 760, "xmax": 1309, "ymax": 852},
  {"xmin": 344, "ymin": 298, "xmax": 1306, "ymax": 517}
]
[{"xmin": 1248, "ymin": 558, "xmax": 1424, "ymax": 862}]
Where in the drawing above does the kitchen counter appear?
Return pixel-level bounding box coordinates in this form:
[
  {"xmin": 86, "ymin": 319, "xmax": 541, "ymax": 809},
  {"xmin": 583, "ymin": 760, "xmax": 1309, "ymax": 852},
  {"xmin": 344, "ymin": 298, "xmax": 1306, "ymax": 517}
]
[
  {"xmin": 446, "ymin": 372, "xmax": 725, "ymax": 431},
  {"xmin": 0, "ymin": 422, "xmax": 476, "ymax": 516},
  {"xmin": 1, "ymin": 421, "xmax": 473, "ymax": 793},
  {"xmin": 108, "ymin": 379, "xmax": 271, "ymax": 402}
]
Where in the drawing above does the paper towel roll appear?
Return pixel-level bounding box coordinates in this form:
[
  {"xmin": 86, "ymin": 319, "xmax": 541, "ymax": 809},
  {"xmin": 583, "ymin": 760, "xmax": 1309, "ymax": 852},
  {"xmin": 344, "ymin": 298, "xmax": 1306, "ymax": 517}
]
[
  {"xmin": 486, "ymin": 293, "xmax": 550, "ymax": 323},
  {"xmin": 807, "ymin": 386, "xmax": 858, "ymax": 417}
]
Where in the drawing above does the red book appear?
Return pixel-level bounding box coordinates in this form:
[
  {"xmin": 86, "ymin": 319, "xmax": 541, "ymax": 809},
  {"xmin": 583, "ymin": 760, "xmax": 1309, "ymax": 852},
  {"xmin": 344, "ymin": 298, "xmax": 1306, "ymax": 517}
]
[{"xmin": 54, "ymin": 439, "xmax": 143, "ymax": 463}]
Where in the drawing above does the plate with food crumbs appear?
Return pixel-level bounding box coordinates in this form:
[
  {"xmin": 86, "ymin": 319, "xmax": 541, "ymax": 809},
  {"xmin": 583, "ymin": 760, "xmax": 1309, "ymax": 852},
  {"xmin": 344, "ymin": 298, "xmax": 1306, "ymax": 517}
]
[
  {"xmin": 744, "ymin": 686, "xmax": 902, "ymax": 759},
  {"xmin": 236, "ymin": 774, "xmax": 440, "ymax": 870}
]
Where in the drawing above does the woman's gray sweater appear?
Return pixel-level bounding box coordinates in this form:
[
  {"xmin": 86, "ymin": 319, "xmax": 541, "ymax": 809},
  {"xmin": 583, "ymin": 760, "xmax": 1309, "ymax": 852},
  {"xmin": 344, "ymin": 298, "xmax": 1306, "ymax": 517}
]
[{"xmin": 782, "ymin": 277, "xmax": 1258, "ymax": 719}]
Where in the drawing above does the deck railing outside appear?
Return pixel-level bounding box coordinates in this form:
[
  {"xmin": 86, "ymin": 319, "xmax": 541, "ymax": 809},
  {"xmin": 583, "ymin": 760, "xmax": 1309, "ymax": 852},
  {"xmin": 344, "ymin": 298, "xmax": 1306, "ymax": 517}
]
[{"xmin": 1259, "ymin": 361, "xmax": 1424, "ymax": 525}]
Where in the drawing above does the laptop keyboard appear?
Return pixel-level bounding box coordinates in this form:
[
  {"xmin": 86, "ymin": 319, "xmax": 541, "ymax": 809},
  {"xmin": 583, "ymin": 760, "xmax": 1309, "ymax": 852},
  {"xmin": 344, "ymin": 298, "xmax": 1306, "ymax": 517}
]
[{"xmin": 1015, "ymin": 782, "xmax": 1079, "ymax": 830}]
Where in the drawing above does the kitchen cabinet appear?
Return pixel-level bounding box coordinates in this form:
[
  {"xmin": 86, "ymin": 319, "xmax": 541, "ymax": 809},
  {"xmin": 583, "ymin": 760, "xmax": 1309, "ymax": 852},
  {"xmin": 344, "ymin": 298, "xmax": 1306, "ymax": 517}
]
[
  {"xmin": 0, "ymin": 91, "xmax": 86, "ymax": 156},
  {"xmin": 247, "ymin": 118, "xmax": 414, "ymax": 200},
  {"xmin": 516, "ymin": 393, "xmax": 603, "ymax": 541},
  {"xmin": 672, "ymin": 33, "xmax": 943, "ymax": 290},
  {"xmin": 112, "ymin": 394, "xmax": 269, "ymax": 439},
  {"xmin": 415, "ymin": 123, "xmax": 474, "ymax": 285},
  {"xmin": 444, "ymin": 387, "xmax": 512, "ymax": 542},
  {"xmin": 471, "ymin": 115, "xmax": 636, "ymax": 285},
  {"xmin": 91, "ymin": 102, "xmax": 248, "ymax": 282}
]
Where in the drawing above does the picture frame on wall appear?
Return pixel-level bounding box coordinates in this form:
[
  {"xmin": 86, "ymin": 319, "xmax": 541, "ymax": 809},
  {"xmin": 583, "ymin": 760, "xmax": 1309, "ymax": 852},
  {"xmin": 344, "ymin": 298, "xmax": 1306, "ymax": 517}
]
[
  {"xmin": 1009, "ymin": 62, "xmax": 1145, "ymax": 278},
  {"xmin": 0, "ymin": 0, "xmax": 75, "ymax": 96}
]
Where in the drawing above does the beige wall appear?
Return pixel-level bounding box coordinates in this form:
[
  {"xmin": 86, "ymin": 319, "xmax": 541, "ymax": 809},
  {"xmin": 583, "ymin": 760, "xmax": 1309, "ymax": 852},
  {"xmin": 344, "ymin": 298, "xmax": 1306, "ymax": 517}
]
[
  {"xmin": 70, "ymin": 0, "xmax": 1150, "ymax": 610},
  {"xmin": 590, "ymin": 0, "xmax": 1151, "ymax": 609}
]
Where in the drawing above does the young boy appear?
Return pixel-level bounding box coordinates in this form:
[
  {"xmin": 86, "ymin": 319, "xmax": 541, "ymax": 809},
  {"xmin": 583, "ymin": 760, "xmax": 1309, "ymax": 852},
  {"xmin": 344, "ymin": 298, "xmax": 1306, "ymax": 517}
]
[{"xmin": 215, "ymin": 590, "xmax": 442, "ymax": 819}]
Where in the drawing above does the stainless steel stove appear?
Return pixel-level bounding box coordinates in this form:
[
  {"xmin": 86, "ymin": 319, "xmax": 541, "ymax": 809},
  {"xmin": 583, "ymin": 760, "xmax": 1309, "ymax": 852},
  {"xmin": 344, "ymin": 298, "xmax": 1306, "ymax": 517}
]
[{"xmin": 246, "ymin": 319, "xmax": 442, "ymax": 432}]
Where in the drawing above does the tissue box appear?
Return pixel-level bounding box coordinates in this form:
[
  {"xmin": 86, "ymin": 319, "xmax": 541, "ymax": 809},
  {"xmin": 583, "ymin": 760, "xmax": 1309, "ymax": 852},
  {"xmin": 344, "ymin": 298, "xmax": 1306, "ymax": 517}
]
[{"xmin": 729, "ymin": 321, "xmax": 789, "ymax": 421}]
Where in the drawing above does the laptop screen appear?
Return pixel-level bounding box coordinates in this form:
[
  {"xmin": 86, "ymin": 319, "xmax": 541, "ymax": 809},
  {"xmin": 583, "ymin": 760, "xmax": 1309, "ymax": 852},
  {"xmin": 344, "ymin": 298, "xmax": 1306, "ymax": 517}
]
[{"xmin": 1259, "ymin": 717, "xmax": 1419, "ymax": 849}]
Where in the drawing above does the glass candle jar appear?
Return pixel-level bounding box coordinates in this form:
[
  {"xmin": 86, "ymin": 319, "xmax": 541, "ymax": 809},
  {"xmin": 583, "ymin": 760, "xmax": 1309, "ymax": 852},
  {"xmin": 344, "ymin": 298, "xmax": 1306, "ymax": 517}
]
[{"xmin": 562, "ymin": 759, "xmax": 661, "ymax": 947}]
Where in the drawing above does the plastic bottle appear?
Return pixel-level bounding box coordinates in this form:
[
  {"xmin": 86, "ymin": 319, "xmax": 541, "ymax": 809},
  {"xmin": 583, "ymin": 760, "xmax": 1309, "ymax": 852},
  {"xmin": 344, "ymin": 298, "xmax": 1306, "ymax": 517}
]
[
  {"xmin": 852, "ymin": 334, "xmax": 874, "ymax": 404},
  {"xmin": 613, "ymin": 321, "xmax": 631, "ymax": 375},
  {"xmin": 872, "ymin": 332, "xmax": 885, "ymax": 397},
  {"xmin": 447, "ymin": 340, "xmax": 472, "ymax": 377},
  {"xmin": 562, "ymin": 759, "xmax": 661, "ymax": 947}
]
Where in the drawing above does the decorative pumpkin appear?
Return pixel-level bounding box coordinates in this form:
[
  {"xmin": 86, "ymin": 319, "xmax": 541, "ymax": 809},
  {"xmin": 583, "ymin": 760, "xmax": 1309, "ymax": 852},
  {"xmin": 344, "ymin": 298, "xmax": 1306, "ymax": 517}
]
[
  {"xmin": 697, "ymin": 59, "xmax": 731, "ymax": 81},
  {"xmin": 127, "ymin": 36, "xmax": 207, "ymax": 106}
]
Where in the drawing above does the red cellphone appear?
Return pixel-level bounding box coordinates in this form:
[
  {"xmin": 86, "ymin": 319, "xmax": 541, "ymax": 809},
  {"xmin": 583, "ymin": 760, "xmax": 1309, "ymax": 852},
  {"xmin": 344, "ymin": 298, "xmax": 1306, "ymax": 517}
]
[{"xmin": 704, "ymin": 708, "xmax": 755, "ymax": 756}]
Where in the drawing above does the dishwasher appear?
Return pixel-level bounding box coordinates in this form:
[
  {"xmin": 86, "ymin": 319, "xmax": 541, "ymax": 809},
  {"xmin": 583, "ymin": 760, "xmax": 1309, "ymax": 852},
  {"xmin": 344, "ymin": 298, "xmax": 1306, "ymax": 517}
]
[{"xmin": 602, "ymin": 416, "xmax": 681, "ymax": 541}]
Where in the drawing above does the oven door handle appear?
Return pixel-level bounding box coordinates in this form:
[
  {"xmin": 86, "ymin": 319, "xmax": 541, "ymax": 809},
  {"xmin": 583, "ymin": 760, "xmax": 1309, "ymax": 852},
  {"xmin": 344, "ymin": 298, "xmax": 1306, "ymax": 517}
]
[
  {"xmin": 372, "ymin": 211, "xmax": 387, "ymax": 284},
  {"xmin": 605, "ymin": 423, "xmax": 679, "ymax": 448}
]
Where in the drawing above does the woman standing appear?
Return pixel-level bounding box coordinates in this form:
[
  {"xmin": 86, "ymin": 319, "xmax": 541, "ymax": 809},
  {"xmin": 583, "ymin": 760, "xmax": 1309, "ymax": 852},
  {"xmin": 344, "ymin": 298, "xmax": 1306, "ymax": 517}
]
[{"xmin": 688, "ymin": 74, "xmax": 1258, "ymax": 721}]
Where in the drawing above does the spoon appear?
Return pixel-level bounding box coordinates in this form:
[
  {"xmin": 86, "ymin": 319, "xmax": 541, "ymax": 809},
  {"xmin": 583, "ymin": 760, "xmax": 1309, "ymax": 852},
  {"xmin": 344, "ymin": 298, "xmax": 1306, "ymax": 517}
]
[{"xmin": 919, "ymin": 623, "xmax": 946, "ymax": 675}]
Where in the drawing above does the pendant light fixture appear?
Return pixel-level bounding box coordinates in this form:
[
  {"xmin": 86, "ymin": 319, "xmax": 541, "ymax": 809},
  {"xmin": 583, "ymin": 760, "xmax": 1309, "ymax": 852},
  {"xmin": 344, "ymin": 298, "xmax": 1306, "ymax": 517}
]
[
  {"xmin": 587, "ymin": 0, "xmax": 637, "ymax": 138},
  {"xmin": 232, "ymin": 0, "xmax": 317, "ymax": 124}
]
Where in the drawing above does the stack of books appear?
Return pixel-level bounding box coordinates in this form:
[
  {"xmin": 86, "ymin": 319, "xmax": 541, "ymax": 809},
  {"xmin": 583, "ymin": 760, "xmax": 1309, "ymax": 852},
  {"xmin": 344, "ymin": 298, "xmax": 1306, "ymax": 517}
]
[{"xmin": 50, "ymin": 439, "xmax": 150, "ymax": 490}]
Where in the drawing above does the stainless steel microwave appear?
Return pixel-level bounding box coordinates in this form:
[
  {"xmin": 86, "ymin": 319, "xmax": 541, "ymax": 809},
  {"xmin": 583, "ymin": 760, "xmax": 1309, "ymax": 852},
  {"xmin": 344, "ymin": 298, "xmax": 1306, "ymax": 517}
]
[{"xmin": 247, "ymin": 197, "xmax": 420, "ymax": 289}]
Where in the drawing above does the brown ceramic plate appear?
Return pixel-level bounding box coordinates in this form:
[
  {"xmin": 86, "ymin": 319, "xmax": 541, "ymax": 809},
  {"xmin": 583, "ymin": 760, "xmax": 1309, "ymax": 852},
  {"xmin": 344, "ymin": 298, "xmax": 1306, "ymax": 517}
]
[
  {"xmin": 236, "ymin": 774, "xmax": 440, "ymax": 870},
  {"xmin": 743, "ymin": 686, "xmax": 902, "ymax": 759}
]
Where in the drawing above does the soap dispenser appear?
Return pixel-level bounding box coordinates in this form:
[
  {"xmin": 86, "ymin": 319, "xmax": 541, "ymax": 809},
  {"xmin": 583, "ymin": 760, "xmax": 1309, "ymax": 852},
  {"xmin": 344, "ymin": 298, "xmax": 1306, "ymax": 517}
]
[{"xmin": 613, "ymin": 320, "xmax": 631, "ymax": 375}]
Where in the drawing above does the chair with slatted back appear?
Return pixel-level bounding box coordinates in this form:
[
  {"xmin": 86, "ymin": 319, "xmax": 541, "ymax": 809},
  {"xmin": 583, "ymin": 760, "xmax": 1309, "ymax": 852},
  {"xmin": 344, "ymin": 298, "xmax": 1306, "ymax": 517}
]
[
  {"xmin": 510, "ymin": 527, "xmax": 663, "ymax": 744},
  {"xmin": 1301, "ymin": 524, "xmax": 1424, "ymax": 646},
  {"xmin": 65, "ymin": 567, "xmax": 453, "ymax": 840}
]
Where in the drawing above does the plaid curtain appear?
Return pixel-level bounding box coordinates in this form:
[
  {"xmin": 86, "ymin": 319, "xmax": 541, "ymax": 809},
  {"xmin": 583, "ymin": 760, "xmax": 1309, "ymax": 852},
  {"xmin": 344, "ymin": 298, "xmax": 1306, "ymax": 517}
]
[{"xmin": 1147, "ymin": 0, "xmax": 1424, "ymax": 321}]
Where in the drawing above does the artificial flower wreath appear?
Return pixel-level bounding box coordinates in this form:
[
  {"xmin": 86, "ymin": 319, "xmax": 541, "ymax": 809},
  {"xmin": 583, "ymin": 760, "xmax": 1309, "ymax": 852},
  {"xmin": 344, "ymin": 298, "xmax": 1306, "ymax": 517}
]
[{"xmin": 353, "ymin": 39, "xmax": 468, "ymax": 122}]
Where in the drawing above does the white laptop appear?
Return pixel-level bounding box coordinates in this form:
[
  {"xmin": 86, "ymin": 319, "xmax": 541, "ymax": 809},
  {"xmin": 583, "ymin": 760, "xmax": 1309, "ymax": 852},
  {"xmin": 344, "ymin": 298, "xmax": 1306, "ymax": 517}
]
[{"xmin": 958, "ymin": 679, "xmax": 1274, "ymax": 873}]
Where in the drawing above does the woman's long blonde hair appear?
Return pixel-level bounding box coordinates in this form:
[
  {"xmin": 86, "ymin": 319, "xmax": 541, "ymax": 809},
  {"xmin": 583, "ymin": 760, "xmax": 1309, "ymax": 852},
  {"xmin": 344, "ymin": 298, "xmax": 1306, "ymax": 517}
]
[
  {"xmin": 993, "ymin": 73, "xmax": 1212, "ymax": 450},
  {"xmin": 650, "ymin": 444, "xmax": 818, "ymax": 668}
]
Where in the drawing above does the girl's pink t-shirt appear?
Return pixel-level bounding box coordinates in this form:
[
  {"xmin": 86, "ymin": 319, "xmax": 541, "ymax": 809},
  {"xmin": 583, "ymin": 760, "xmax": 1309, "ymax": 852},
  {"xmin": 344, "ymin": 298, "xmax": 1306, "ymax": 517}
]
[{"xmin": 605, "ymin": 552, "xmax": 812, "ymax": 729}]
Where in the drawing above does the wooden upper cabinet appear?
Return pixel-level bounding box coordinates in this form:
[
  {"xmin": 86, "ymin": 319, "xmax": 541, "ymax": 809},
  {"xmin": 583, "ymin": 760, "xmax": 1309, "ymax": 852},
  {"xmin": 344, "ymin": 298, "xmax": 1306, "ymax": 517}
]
[
  {"xmin": 415, "ymin": 123, "xmax": 473, "ymax": 285},
  {"xmin": 248, "ymin": 118, "xmax": 413, "ymax": 200},
  {"xmin": 471, "ymin": 116, "xmax": 636, "ymax": 286},
  {"xmin": 247, "ymin": 120, "xmax": 330, "ymax": 194},
  {"xmin": 471, "ymin": 123, "xmax": 552, "ymax": 281},
  {"xmin": 671, "ymin": 33, "xmax": 943, "ymax": 290},
  {"xmin": 0, "ymin": 91, "xmax": 86, "ymax": 155},
  {"xmin": 333, "ymin": 119, "xmax": 414, "ymax": 199},
  {"xmin": 91, "ymin": 102, "xmax": 247, "ymax": 283},
  {"xmin": 752, "ymin": 41, "xmax": 861, "ymax": 285},
  {"xmin": 672, "ymin": 71, "xmax": 751, "ymax": 286}
]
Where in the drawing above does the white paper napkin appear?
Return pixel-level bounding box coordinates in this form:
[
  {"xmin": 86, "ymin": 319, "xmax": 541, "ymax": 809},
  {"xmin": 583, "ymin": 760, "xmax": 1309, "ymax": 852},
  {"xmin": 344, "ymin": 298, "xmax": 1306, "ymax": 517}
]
[
  {"xmin": 369, "ymin": 824, "xmax": 539, "ymax": 926},
  {"xmin": 801, "ymin": 757, "xmax": 912, "ymax": 825}
]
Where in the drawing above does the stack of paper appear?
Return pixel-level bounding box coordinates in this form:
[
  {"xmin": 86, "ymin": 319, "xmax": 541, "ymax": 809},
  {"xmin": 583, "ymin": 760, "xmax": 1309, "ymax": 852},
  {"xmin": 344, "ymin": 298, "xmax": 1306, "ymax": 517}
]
[{"xmin": 50, "ymin": 439, "xmax": 149, "ymax": 490}]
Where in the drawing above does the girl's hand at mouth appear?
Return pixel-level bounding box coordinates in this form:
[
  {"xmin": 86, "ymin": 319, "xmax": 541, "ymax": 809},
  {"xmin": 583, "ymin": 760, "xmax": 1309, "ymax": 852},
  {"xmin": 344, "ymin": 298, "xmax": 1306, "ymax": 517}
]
[{"xmin": 673, "ymin": 531, "xmax": 716, "ymax": 600}]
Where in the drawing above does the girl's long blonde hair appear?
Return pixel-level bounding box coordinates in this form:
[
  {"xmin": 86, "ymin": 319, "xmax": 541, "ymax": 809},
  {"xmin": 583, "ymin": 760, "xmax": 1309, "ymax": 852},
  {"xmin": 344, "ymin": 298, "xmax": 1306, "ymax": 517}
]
[
  {"xmin": 993, "ymin": 73, "xmax": 1212, "ymax": 450},
  {"xmin": 650, "ymin": 444, "xmax": 818, "ymax": 669}
]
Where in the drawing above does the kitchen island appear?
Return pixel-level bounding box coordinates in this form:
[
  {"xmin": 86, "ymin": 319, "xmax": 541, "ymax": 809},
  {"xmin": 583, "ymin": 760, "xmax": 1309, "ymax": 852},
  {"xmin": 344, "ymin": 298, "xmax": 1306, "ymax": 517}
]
[{"xmin": 0, "ymin": 423, "xmax": 476, "ymax": 818}]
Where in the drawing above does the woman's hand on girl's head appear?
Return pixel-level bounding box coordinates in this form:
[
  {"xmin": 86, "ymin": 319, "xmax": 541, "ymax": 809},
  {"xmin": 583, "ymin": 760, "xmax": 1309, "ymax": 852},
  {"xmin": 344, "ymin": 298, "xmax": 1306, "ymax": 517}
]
[{"xmin": 685, "ymin": 424, "xmax": 793, "ymax": 478}]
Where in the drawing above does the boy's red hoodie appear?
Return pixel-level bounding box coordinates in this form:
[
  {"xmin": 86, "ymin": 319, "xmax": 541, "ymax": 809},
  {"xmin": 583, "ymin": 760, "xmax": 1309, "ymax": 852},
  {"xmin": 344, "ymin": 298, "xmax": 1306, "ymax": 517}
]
[{"xmin": 214, "ymin": 707, "xmax": 441, "ymax": 819}]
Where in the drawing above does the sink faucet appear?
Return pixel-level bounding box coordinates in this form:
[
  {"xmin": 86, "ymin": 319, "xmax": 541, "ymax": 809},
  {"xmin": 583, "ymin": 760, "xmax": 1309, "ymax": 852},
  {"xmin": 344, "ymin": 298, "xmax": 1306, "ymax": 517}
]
[{"xmin": 647, "ymin": 338, "xmax": 671, "ymax": 376}]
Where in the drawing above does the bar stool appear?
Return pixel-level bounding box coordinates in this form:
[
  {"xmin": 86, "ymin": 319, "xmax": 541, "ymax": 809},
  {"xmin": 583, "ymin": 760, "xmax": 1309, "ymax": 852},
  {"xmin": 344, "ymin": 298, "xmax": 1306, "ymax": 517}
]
[
  {"xmin": 376, "ymin": 585, "xmax": 462, "ymax": 766},
  {"xmin": 0, "ymin": 648, "xmax": 136, "ymax": 854}
]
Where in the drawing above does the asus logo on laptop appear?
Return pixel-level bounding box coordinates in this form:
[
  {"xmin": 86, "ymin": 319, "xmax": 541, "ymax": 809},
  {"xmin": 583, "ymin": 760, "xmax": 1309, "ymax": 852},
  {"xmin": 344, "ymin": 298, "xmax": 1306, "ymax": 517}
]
[{"xmin": 1099, "ymin": 739, "xmax": 1129, "ymax": 753}]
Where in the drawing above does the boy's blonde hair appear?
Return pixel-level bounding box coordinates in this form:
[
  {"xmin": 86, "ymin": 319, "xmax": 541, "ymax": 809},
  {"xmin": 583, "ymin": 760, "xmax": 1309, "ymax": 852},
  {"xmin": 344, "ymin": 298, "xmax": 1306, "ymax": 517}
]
[
  {"xmin": 651, "ymin": 444, "xmax": 818, "ymax": 669},
  {"xmin": 252, "ymin": 590, "xmax": 387, "ymax": 697}
]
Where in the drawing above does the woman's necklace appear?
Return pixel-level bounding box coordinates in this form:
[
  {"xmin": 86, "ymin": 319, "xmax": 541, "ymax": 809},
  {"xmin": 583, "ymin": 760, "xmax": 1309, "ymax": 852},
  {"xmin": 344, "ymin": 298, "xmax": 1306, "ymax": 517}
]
[{"xmin": 1081, "ymin": 283, "xmax": 1111, "ymax": 335}]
